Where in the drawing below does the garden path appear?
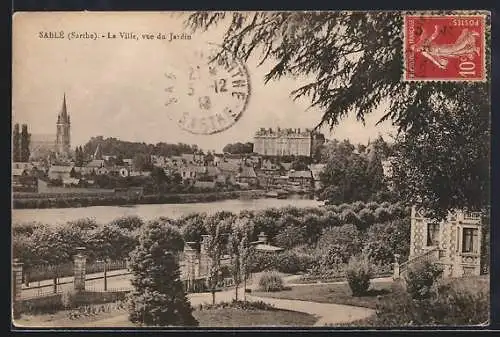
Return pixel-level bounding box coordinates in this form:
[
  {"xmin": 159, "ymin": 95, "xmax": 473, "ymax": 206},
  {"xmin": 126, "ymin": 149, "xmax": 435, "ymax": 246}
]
[{"xmin": 76, "ymin": 287, "xmax": 375, "ymax": 327}]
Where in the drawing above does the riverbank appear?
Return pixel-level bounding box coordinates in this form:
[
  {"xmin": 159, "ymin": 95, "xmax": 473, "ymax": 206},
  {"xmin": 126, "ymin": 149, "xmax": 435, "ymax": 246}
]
[{"xmin": 12, "ymin": 189, "xmax": 270, "ymax": 210}]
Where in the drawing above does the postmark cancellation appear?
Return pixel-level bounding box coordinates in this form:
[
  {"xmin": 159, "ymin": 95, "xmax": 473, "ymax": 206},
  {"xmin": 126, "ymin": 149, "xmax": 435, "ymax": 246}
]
[{"xmin": 163, "ymin": 43, "xmax": 251, "ymax": 135}]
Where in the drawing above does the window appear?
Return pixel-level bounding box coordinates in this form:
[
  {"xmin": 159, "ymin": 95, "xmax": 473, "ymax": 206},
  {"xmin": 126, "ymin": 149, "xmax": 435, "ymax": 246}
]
[
  {"xmin": 462, "ymin": 228, "xmax": 479, "ymax": 253},
  {"xmin": 426, "ymin": 223, "xmax": 440, "ymax": 246}
]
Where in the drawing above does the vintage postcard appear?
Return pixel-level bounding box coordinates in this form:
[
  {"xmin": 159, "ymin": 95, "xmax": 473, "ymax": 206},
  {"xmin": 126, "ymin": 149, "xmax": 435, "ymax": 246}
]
[{"xmin": 11, "ymin": 11, "xmax": 491, "ymax": 329}]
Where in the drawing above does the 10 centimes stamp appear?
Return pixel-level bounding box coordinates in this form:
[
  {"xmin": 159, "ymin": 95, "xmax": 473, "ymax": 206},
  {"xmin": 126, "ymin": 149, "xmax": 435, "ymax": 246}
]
[
  {"xmin": 163, "ymin": 43, "xmax": 251, "ymax": 135},
  {"xmin": 403, "ymin": 14, "xmax": 486, "ymax": 81}
]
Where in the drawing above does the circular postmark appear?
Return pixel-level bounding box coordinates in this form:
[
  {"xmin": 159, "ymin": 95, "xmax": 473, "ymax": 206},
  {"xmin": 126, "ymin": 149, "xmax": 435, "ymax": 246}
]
[{"xmin": 163, "ymin": 43, "xmax": 251, "ymax": 135}]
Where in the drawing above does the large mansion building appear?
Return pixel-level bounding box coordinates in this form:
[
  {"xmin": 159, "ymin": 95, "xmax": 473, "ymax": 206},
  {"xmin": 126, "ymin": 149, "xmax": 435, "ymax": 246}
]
[{"xmin": 253, "ymin": 127, "xmax": 322, "ymax": 157}]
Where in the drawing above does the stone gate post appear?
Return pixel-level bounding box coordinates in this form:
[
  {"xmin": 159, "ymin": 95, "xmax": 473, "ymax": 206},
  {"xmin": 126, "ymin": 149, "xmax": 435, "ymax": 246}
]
[
  {"xmin": 393, "ymin": 254, "xmax": 400, "ymax": 280},
  {"xmin": 73, "ymin": 247, "xmax": 87, "ymax": 293},
  {"xmin": 12, "ymin": 259, "xmax": 23, "ymax": 319}
]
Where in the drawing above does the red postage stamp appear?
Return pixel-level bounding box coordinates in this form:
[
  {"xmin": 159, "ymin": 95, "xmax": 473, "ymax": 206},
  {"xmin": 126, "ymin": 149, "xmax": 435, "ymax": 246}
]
[{"xmin": 404, "ymin": 15, "xmax": 486, "ymax": 81}]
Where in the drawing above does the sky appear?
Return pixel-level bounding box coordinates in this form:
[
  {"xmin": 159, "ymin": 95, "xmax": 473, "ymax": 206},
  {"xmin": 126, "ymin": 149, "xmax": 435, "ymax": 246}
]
[{"xmin": 12, "ymin": 11, "xmax": 397, "ymax": 153}]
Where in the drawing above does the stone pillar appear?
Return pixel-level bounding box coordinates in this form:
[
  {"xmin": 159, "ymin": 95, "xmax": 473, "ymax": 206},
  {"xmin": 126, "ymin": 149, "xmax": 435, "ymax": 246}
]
[
  {"xmin": 184, "ymin": 242, "xmax": 197, "ymax": 292},
  {"xmin": 393, "ymin": 254, "xmax": 400, "ymax": 280},
  {"xmin": 199, "ymin": 235, "xmax": 210, "ymax": 278},
  {"xmin": 12, "ymin": 259, "xmax": 23, "ymax": 319},
  {"xmin": 258, "ymin": 232, "xmax": 267, "ymax": 244},
  {"xmin": 73, "ymin": 247, "xmax": 86, "ymax": 293}
]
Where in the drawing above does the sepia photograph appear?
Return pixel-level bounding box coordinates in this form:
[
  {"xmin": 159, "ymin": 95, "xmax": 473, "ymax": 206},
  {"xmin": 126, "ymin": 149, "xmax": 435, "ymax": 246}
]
[{"xmin": 11, "ymin": 10, "xmax": 490, "ymax": 329}]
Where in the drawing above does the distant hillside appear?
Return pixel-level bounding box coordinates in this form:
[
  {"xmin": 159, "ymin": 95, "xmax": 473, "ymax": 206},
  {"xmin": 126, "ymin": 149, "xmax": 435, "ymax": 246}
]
[{"xmin": 82, "ymin": 136, "xmax": 201, "ymax": 159}]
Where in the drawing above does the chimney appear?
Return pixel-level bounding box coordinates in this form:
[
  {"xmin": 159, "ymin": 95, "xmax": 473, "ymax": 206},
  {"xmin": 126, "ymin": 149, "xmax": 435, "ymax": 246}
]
[{"xmin": 258, "ymin": 232, "xmax": 267, "ymax": 244}]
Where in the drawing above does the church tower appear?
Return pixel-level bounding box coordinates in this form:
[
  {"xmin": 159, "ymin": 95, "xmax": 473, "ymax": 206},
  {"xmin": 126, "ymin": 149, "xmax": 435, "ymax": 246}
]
[{"xmin": 55, "ymin": 93, "xmax": 71, "ymax": 157}]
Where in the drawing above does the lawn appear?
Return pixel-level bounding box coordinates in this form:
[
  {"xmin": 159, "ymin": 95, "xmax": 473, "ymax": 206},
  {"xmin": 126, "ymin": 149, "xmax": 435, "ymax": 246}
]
[
  {"xmin": 14, "ymin": 307, "xmax": 317, "ymax": 328},
  {"xmin": 252, "ymin": 279, "xmax": 398, "ymax": 309},
  {"xmin": 193, "ymin": 308, "xmax": 317, "ymax": 327}
]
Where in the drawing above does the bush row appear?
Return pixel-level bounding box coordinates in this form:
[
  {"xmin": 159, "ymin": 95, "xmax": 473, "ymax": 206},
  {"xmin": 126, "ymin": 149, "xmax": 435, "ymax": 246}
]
[{"xmin": 13, "ymin": 201, "xmax": 410, "ymax": 276}]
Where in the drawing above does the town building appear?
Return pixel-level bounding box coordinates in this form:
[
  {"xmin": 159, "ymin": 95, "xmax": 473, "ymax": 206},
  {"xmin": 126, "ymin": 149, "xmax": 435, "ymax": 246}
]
[
  {"xmin": 288, "ymin": 169, "xmax": 313, "ymax": 189},
  {"xmin": 12, "ymin": 168, "xmax": 38, "ymax": 192},
  {"xmin": 47, "ymin": 165, "xmax": 75, "ymax": 181},
  {"xmin": 402, "ymin": 207, "xmax": 484, "ymax": 278},
  {"xmin": 236, "ymin": 166, "xmax": 258, "ymax": 186}
]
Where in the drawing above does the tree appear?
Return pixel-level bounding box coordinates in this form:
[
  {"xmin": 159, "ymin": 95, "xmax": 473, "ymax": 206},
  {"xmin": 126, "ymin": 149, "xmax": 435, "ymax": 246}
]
[
  {"xmin": 128, "ymin": 220, "xmax": 197, "ymax": 327},
  {"xmin": 363, "ymin": 218, "xmax": 411, "ymax": 265},
  {"xmin": 319, "ymin": 140, "xmax": 375, "ymax": 203},
  {"xmin": 151, "ymin": 167, "xmax": 168, "ymax": 185},
  {"xmin": 133, "ymin": 153, "xmax": 153, "ymax": 172},
  {"xmin": 239, "ymin": 235, "xmax": 252, "ymax": 301},
  {"xmin": 204, "ymin": 222, "xmax": 225, "ymax": 305},
  {"xmin": 75, "ymin": 146, "xmax": 84, "ymax": 166},
  {"xmin": 186, "ymin": 11, "xmax": 490, "ymax": 217},
  {"xmin": 13, "ymin": 124, "xmax": 21, "ymax": 162},
  {"xmin": 223, "ymin": 142, "xmax": 254, "ymax": 154},
  {"xmin": 20, "ymin": 124, "xmax": 31, "ymax": 162}
]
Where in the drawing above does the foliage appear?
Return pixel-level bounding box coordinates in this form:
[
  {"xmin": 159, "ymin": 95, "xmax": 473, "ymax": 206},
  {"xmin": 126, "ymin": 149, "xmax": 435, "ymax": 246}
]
[
  {"xmin": 258, "ymin": 272, "xmax": 286, "ymax": 292},
  {"xmin": 277, "ymin": 251, "xmax": 315, "ymax": 274},
  {"xmin": 204, "ymin": 222, "xmax": 225, "ymax": 304},
  {"xmin": 61, "ymin": 289, "xmax": 78, "ymax": 309},
  {"xmin": 86, "ymin": 224, "xmax": 138, "ymax": 261},
  {"xmin": 316, "ymin": 224, "xmax": 364, "ymax": 264},
  {"xmin": 319, "ymin": 139, "xmax": 384, "ymax": 204},
  {"xmin": 186, "ymin": 10, "xmax": 490, "ymax": 218},
  {"xmin": 197, "ymin": 299, "xmax": 276, "ymax": 311},
  {"xmin": 363, "ymin": 219, "xmax": 411, "ymax": 265},
  {"xmin": 222, "ymin": 142, "xmax": 254, "ymax": 154},
  {"xmin": 371, "ymin": 279, "xmax": 489, "ymax": 326},
  {"xmin": 67, "ymin": 218, "xmax": 100, "ymax": 231},
  {"xmin": 345, "ymin": 254, "xmax": 373, "ymax": 296},
  {"xmin": 82, "ymin": 136, "xmax": 199, "ymax": 163},
  {"xmin": 109, "ymin": 215, "xmax": 145, "ymax": 231},
  {"xmin": 273, "ymin": 225, "xmax": 307, "ymax": 249},
  {"xmin": 74, "ymin": 146, "xmax": 85, "ymax": 166},
  {"xmin": 128, "ymin": 220, "xmax": 197, "ymax": 327},
  {"xmin": 13, "ymin": 123, "xmax": 21, "ymax": 162},
  {"xmin": 405, "ymin": 260, "xmax": 443, "ymax": 300},
  {"xmin": 20, "ymin": 124, "xmax": 31, "ymax": 162}
]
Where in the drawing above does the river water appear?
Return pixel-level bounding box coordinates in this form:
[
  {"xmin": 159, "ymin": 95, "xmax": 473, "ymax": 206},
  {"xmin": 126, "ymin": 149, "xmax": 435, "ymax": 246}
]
[{"xmin": 12, "ymin": 198, "xmax": 323, "ymax": 226}]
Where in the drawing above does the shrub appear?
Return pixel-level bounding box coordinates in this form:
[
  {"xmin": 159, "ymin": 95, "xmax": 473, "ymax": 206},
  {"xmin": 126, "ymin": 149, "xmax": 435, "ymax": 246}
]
[
  {"xmin": 373, "ymin": 280, "xmax": 489, "ymax": 326},
  {"xmin": 109, "ymin": 216, "xmax": 144, "ymax": 231},
  {"xmin": 363, "ymin": 219, "xmax": 411, "ymax": 266},
  {"xmin": 366, "ymin": 202, "xmax": 380, "ymax": 211},
  {"xmin": 274, "ymin": 225, "xmax": 307, "ymax": 249},
  {"xmin": 67, "ymin": 218, "xmax": 99, "ymax": 231},
  {"xmin": 374, "ymin": 207, "xmax": 391, "ymax": 223},
  {"xmin": 405, "ymin": 261, "xmax": 443, "ymax": 300},
  {"xmin": 276, "ymin": 251, "xmax": 315, "ymax": 274},
  {"xmin": 357, "ymin": 208, "xmax": 375, "ymax": 229},
  {"xmin": 61, "ymin": 289, "xmax": 78, "ymax": 309},
  {"xmin": 345, "ymin": 254, "xmax": 373, "ymax": 296},
  {"xmin": 316, "ymin": 224, "xmax": 364, "ymax": 264},
  {"xmin": 258, "ymin": 272, "xmax": 285, "ymax": 292},
  {"xmin": 198, "ymin": 300, "xmax": 276, "ymax": 311}
]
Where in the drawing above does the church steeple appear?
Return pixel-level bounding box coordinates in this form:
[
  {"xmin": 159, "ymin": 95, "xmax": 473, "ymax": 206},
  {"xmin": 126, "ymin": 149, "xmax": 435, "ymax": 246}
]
[
  {"xmin": 58, "ymin": 93, "xmax": 70, "ymax": 124},
  {"xmin": 55, "ymin": 93, "xmax": 71, "ymax": 158}
]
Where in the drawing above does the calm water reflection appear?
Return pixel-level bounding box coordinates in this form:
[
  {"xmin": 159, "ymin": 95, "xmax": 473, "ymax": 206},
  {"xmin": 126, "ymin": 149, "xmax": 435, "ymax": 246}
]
[{"xmin": 12, "ymin": 197, "xmax": 323, "ymax": 226}]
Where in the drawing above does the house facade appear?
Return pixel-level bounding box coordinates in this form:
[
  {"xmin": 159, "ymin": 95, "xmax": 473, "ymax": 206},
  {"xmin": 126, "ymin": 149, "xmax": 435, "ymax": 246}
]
[{"xmin": 408, "ymin": 207, "xmax": 483, "ymax": 278}]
